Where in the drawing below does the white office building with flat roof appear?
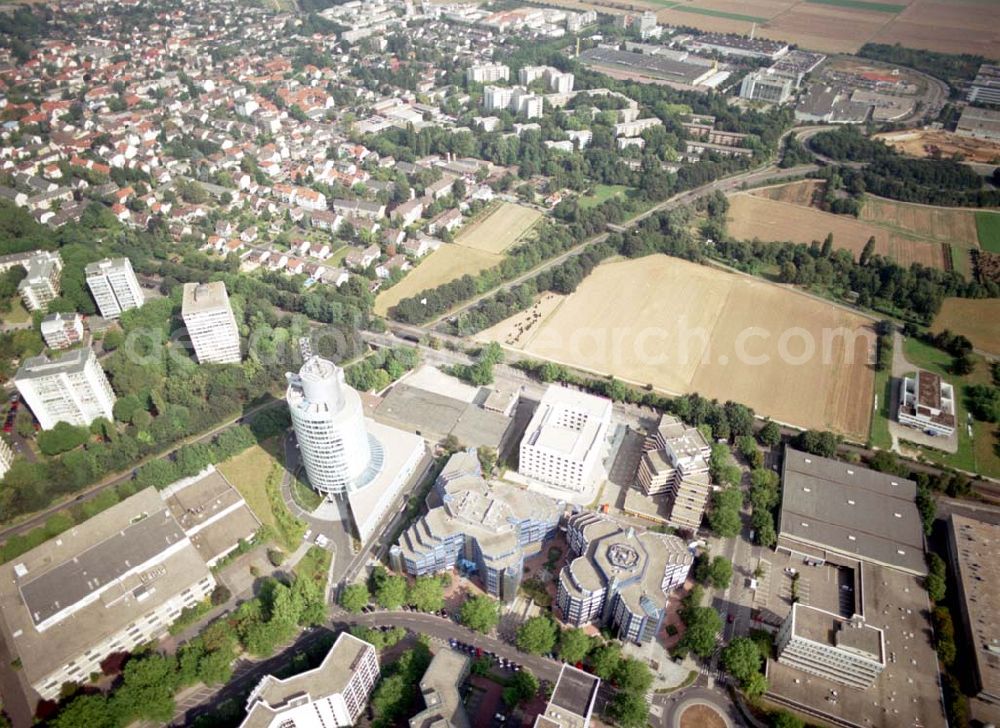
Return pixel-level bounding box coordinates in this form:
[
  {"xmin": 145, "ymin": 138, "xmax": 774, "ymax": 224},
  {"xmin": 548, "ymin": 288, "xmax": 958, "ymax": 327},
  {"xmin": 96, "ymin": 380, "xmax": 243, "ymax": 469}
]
[
  {"xmin": 85, "ymin": 257, "xmax": 144, "ymax": 319},
  {"xmin": 240, "ymin": 632, "xmax": 380, "ymax": 728},
  {"xmin": 519, "ymin": 385, "xmax": 612, "ymax": 494},
  {"xmin": 14, "ymin": 347, "xmax": 116, "ymax": 430},
  {"xmin": 0, "ymin": 438, "xmax": 12, "ymax": 481},
  {"xmin": 181, "ymin": 281, "xmax": 241, "ymax": 364}
]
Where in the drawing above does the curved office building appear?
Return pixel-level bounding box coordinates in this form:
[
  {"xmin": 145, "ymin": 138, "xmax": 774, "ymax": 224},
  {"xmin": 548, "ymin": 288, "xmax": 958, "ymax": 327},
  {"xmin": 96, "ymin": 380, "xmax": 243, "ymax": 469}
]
[{"xmin": 286, "ymin": 356, "xmax": 380, "ymax": 497}]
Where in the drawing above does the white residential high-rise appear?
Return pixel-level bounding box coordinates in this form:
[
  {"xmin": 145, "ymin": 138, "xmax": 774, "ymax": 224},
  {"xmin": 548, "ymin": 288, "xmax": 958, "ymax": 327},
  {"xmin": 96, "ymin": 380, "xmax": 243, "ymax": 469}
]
[
  {"xmin": 286, "ymin": 356, "xmax": 373, "ymax": 497},
  {"xmin": 17, "ymin": 251, "xmax": 62, "ymax": 312},
  {"xmin": 181, "ymin": 281, "xmax": 241, "ymax": 364},
  {"xmin": 519, "ymin": 385, "xmax": 612, "ymax": 493},
  {"xmin": 467, "ymin": 62, "xmax": 509, "ymax": 84},
  {"xmin": 13, "ymin": 348, "xmax": 116, "ymax": 430},
  {"xmin": 240, "ymin": 633, "xmax": 380, "ymax": 728},
  {"xmin": 286, "ymin": 356, "xmax": 425, "ymax": 542},
  {"xmin": 85, "ymin": 257, "xmax": 144, "ymax": 319}
]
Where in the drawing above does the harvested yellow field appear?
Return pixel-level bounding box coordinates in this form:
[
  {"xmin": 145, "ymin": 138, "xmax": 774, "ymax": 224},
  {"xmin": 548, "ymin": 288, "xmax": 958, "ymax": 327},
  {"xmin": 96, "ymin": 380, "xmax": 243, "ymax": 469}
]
[
  {"xmin": 476, "ymin": 292, "xmax": 566, "ymax": 348},
  {"xmin": 456, "ymin": 202, "xmax": 542, "ymax": 254},
  {"xmin": 375, "ymin": 245, "xmax": 500, "ymax": 317},
  {"xmin": 753, "ymin": 179, "xmax": 826, "ymax": 206},
  {"xmin": 497, "ymin": 255, "xmax": 875, "ymax": 441},
  {"xmin": 727, "ymin": 194, "xmax": 947, "ymax": 269},
  {"xmin": 932, "ymin": 298, "xmax": 1000, "ymax": 355}
]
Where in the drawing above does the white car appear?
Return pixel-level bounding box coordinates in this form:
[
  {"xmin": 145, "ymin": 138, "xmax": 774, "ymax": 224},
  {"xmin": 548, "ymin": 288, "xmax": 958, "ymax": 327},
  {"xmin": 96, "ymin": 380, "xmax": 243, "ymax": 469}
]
[{"xmin": 303, "ymin": 529, "xmax": 312, "ymax": 541}]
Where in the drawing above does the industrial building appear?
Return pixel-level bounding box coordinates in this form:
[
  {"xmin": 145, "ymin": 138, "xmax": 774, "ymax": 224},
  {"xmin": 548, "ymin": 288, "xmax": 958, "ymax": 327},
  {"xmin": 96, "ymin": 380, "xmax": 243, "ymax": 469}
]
[
  {"xmin": 533, "ymin": 664, "xmax": 600, "ymax": 728},
  {"xmin": 739, "ymin": 70, "xmax": 794, "ymax": 104},
  {"xmin": 955, "ymin": 105, "xmax": 1000, "ymax": 142},
  {"xmin": 898, "ymin": 369, "xmax": 956, "ymax": 437},
  {"xmin": 0, "ymin": 487, "xmax": 216, "ymax": 701},
  {"xmin": 240, "ymin": 632, "xmax": 380, "ymax": 728},
  {"xmin": 39, "ymin": 311, "xmax": 84, "ymax": 350},
  {"xmin": 181, "ymin": 281, "xmax": 242, "ymax": 364},
  {"xmin": 16, "ymin": 250, "xmax": 62, "ymax": 312},
  {"xmin": 635, "ymin": 414, "xmax": 711, "ymax": 530},
  {"xmin": 762, "ymin": 447, "xmax": 946, "ymax": 728},
  {"xmin": 686, "ymin": 32, "xmax": 789, "ymax": 61},
  {"xmin": 556, "ymin": 512, "xmax": 692, "ymax": 644},
  {"xmin": 392, "ymin": 449, "xmax": 563, "ymax": 601},
  {"xmin": 578, "ymin": 47, "xmax": 721, "ymax": 90},
  {"xmin": 967, "ymin": 63, "xmax": 1000, "ymax": 106},
  {"xmin": 946, "ymin": 515, "xmax": 1000, "ymax": 720},
  {"xmin": 776, "ymin": 447, "xmax": 926, "ymax": 576},
  {"xmin": 85, "ymin": 257, "xmax": 144, "ymax": 320},
  {"xmin": 14, "ymin": 347, "xmax": 116, "ymax": 430},
  {"xmin": 410, "ymin": 649, "xmax": 471, "ymax": 728},
  {"xmin": 519, "ymin": 385, "xmax": 612, "ymax": 494},
  {"xmin": 287, "ymin": 356, "xmax": 426, "ymax": 543}
]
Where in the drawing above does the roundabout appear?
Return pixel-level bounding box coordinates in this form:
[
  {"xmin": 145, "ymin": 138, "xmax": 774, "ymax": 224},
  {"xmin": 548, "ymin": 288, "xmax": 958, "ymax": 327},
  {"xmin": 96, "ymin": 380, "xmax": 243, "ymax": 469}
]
[{"xmin": 676, "ymin": 700, "xmax": 731, "ymax": 728}]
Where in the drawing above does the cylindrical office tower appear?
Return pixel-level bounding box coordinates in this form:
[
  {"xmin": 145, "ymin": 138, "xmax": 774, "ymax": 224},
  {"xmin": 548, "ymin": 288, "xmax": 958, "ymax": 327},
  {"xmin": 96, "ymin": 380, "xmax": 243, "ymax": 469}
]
[{"xmin": 286, "ymin": 356, "xmax": 372, "ymax": 497}]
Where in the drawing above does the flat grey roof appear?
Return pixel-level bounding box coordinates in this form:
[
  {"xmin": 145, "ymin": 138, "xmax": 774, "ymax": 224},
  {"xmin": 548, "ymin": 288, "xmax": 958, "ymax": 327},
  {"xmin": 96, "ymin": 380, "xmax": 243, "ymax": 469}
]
[
  {"xmin": 549, "ymin": 664, "xmax": 600, "ymax": 718},
  {"xmin": 15, "ymin": 347, "xmax": 93, "ymax": 382},
  {"xmin": 778, "ymin": 447, "xmax": 925, "ymax": 575},
  {"xmin": 19, "ymin": 509, "xmax": 185, "ymax": 626},
  {"xmin": 580, "ymin": 47, "xmax": 709, "ymax": 85},
  {"xmin": 375, "ymin": 383, "xmax": 512, "ymax": 450},
  {"xmin": 181, "ymin": 280, "xmax": 231, "ymax": 315}
]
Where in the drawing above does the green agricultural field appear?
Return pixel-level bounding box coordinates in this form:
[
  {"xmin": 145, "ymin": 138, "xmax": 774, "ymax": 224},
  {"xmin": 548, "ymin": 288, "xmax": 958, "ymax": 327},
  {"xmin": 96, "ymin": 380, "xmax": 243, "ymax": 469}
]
[
  {"xmin": 805, "ymin": 0, "xmax": 904, "ymax": 12},
  {"xmin": 672, "ymin": 6, "xmax": 768, "ymax": 22},
  {"xmin": 975, "ymin": 211, "xmax": 1000, "ymax": 253},
  {"xmin": 869, "ymin": 365, "xmax": 892, "ymax": 450}
]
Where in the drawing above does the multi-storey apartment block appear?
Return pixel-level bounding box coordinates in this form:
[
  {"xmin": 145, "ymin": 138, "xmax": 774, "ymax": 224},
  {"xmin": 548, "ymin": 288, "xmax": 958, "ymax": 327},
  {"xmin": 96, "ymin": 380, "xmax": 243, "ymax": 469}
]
[
  {"xmin": 14, "ymin": 347, "xmax": 116, "ymax": 430},
  {"xmin": 392, "ymin": 450, "xmax": 563, "ymax": 601},
  {"xmin": 85, "ymin": 257, "xmax": 144, "ymax": 319},
  {"xmin": 17, "ymin": 251, "xmax": 62, "ymax": 312},
  {"xmin": 39, "ymin": 312, "xmax": 84, "ymax": 350},
  {"xmin": 181, "ymin": 281, "xmax": 241, "ymax": 364},
  {"xmin": 467, "ymin": 62, "xmax": 509, "ymax": 83},
  {"xmin": 240, "ymin": 632, "xmax": 379, "ymax": 728},
  {"xmin": 557, "ymin": 513, "xmax": 692, "ymax": 643}
]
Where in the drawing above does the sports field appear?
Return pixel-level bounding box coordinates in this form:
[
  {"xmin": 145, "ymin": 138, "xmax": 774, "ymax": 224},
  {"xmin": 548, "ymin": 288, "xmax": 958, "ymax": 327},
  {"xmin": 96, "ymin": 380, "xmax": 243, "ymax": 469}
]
[
  {"xmin": 932, "ymin": 298, "xmax": 1000, "ymax": 355},
  {"xmin": 539, "ymin": 0, "xmax": 1000, "ymax": 56},
  {"xmin": 492, "ymin": 255, "xmax": 875, "ymax": 441},
  {"xmin": 727, "ymin": 193, "xmax": 949, "ymax": 269},
  {"xmin": 455, "ymin": 202, "xmax": 542, "ymax": 254}
]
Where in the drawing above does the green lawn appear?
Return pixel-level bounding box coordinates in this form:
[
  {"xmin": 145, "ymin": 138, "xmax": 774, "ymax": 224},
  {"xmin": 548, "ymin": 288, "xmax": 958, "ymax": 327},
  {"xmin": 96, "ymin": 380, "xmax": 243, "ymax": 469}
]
[
  {"xmin": 327, "ymin": 245, "xmax": 352, "ymax": 266},
  {"xmin": 295, "ymin": 545, "xmax": 331, "ymax": 587},
  {"xmin": 869, "ymin": 365, "xmax": 893, "ymax": 450},
  {"xmin": 217, "ymin": 440, "xmax": 281, "ymax": 530},
  {"xmin": 672, "ymin": 6, "xmax": 769, "ymax": 22},
  {"xmin": 0, "ymin": 299, "xmax": 30, "ymax": 326},
  {"xmin": 579, "ymin": 184, "xmax": 630, "ymax": 210},
  {"xmin": 975, "ymin": 211, "xmax": 1000, "ymax": 253},
  {"xmin": 805, "ymin": 0, "xmax": 904, "ymax": 12},
  {"xmin": 292, "ymin": 475, "xmax": 323, "ymax": 512}
]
